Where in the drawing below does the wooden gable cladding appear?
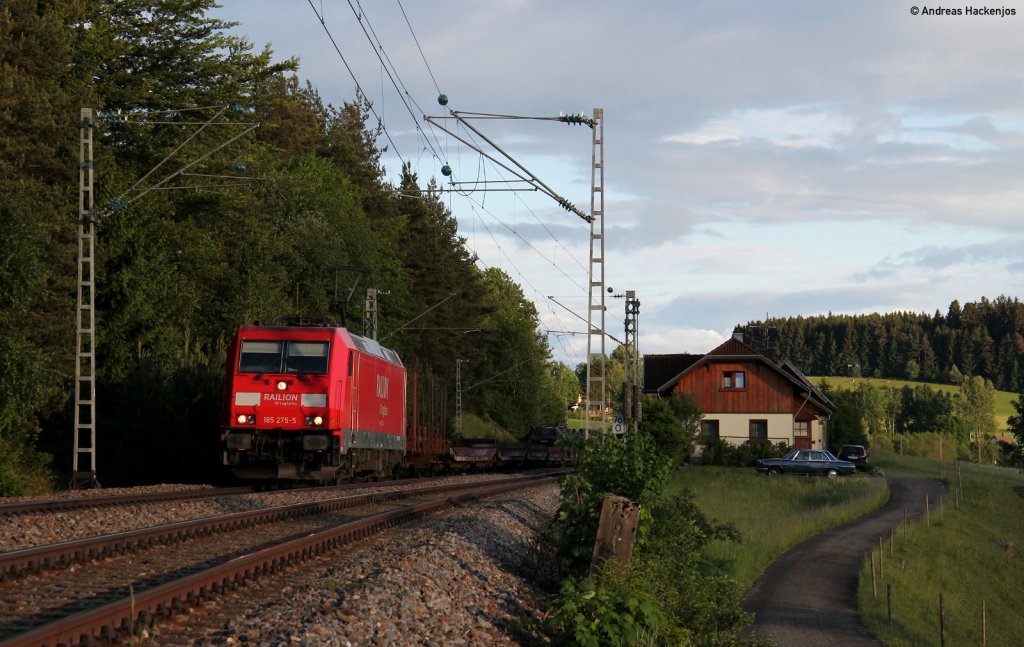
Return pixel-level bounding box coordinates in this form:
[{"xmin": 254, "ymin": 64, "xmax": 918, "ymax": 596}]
[
  {"xmin": 645, "ymin": 336, "xmax": 834, "ymax": 419},
  {"xmin": 671, "ymin": 358, "xmax": 797, "ymax": 414}
]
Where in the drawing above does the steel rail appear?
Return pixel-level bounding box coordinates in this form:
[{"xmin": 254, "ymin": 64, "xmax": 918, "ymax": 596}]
[
  {"xmin": 0, "ymin": 487, "xmax": 254, "ymax": 517},
  {"xmin": 0, "ymin": 472, "xmax": 473, "ymax": 517},
  {"xmin": 0, "ymin": 473, "xmax": 557, "ymax": 647},
  {"xmin": 0, "ymin": 473, "xmax": 559, "ymax": 581}
]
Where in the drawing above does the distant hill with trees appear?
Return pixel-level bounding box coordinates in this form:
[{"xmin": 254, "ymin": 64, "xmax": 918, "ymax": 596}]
[{"xmin": 738, "ymin": 296, "xmax": 1024, "ymax": 392}]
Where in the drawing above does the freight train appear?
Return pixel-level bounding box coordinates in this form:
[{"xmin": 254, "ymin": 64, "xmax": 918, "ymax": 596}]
[{"xmin": 220, "ymin": 322, "xmax": 571, "ymax": 483}]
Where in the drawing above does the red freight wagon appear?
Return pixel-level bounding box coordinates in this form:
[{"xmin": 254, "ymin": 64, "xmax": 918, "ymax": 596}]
[{"xmin": 221, "ymin": 324, "xmax": 412, "ymax": 482}]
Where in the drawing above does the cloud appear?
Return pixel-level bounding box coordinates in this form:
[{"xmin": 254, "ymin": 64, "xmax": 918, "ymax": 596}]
[
  {"xmin": 211, "ymin": 0, "xmax": 1024, "ymax": 370},
  {"xmin": 865, "ymin": 238, "xmax": 1024, "ymax": 275}
]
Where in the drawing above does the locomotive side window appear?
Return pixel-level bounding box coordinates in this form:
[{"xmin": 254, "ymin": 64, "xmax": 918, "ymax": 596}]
[
  {"xmin": 285, "ymin": 341, "xmax": 330, "ymax": 374},
  {"xmin": 238, "ymin": 341, "xmax": 283, "ymax": 373}
]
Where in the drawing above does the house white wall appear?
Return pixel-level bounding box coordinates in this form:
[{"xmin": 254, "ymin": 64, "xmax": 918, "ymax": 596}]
[{"xmin": 701, "ymin": 413, "xmax": 827, "ymax": 449}]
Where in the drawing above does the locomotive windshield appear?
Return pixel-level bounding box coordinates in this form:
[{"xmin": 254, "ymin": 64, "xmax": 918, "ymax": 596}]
[
  {"xmin": 237, "ymin": 340, "xmax": 330, "ymax": 374},
  {"xmin": 285, "ymin": 341, "xmax": 329, "ymax": 374},
  {"xmin": 238, "ymin": 340, "xmax": 283, "ymax": 373}
]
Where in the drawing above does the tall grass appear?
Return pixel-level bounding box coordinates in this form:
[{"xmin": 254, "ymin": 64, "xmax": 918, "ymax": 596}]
[
  {"xmin": 858, "ymin": 450, "xmax": 1024, "ymax": 645},
  {"xmin": 666, "ymin": 466, "xmax": 889, "ymax": 590}
]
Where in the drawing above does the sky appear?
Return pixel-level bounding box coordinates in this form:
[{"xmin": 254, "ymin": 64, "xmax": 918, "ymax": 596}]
[{"xmin": 212, "ymin": 0, "xmax": 1024, "ymax": 367}]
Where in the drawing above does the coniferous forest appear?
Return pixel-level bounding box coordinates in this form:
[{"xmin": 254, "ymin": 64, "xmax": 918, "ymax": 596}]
[
  {"xmin": 741, "ymin": 296, "xmax": 1024, "ymax": 392},
  {"xmin": 0, "ymin": 1, "xmax": 579, "ymax": 493}
]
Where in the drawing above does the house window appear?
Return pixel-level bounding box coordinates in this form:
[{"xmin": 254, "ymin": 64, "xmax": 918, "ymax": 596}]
[
  {"xmin": 723, "ymin": 371, "xmax": 745, "ymax": 389},
  {"xmin": 701, "ymin": 420, "xmax": 720, "ymax": 441},
  {"xmin": 794, "ymin": 421, "xmax": 810, "ymax": 438},
  {"xmin": 749, "ymin": 419, "xmax": 767, "ymax": 441}
]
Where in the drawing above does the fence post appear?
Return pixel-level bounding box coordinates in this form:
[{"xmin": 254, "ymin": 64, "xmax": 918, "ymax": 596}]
[
  {"xmin": 940, "ymin": 592, "xmax": 946, "ymax": 647},
  {"xmin": 870, "ymin": 550, "xmax": 877, "ymax": 598},
  {"xmin": 887, "ymin": 583, "xmax": 894, "ymax": 628},
  {"xmin": 958, "ymin": 461, "xmax": 963, "ymax": 502},
  {"xmin": 982, "ymin": 599, "xmax": 987, "ymax": 646},
  {"xmin": 926, "ymin": 495, "xmax": 930, "ymax": 528},
  {"xmin": 879, "ymin": 536, "xmax": 884, "ymax": 579}
]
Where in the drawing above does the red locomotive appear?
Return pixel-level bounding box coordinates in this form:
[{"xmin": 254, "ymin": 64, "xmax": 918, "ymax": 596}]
[{"xmin": 221, "ymin": 322, "xmax": 446, "ymax": 482}]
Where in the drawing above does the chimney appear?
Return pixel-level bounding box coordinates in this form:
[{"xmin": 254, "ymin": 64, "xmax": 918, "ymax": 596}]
[{"xmin": 732, "ymin": 331, "xmax": 743, "ymax": 342}]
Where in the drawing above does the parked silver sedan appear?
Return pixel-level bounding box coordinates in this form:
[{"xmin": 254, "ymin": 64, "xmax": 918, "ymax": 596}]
[{"xmin": 755, "ymin": 449, "xmax": 857, "ymax": 478}]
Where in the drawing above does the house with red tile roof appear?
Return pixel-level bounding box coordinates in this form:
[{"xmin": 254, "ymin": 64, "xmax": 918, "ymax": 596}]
[{"xmin": 644, "ymin": 334, "xmax": 834, "ymax": 450}]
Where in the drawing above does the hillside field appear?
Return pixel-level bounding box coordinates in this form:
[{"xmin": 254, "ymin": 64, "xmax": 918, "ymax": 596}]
[{"xmin": 810, "ymin": 376, "xmax": 1017, "ymax": 430}]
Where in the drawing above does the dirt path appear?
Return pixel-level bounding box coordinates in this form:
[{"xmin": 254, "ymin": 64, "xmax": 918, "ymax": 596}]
[{"xmin": 742, "ymin": 477, "xmax": 947, "ymax": 646}]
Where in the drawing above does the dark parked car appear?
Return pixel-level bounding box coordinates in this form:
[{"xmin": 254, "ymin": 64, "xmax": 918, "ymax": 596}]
[
  {"xmin": 755, "ymin": 449, "xmax": 857, "ymax": 478},
  {"xmin": 837, "ymin": 444, "xmax": 869, "ymax": 471}
]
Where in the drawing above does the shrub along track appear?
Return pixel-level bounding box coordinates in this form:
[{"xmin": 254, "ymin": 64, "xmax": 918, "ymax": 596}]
[
  {"xmin": 0, "ymin": 472, "xmax": 558, "ymax": 647},
  {"xmin": 743, "ymin": 477, "xmax": 947, "ymax": 647}
]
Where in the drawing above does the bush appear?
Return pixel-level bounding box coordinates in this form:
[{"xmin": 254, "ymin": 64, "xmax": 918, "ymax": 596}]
[
  {"xmin": 869, "ymin": 432, "xmax": 973, "ymax": 461},
  {"xmin": 548, "ymin": 431, "xmax": 767, "ymax": 646},
  {"xmin": 545, "ymin": 567, "xmax": 660, "ymax": 647},
  {"xmin": 702, "ymin": 439, "xmax": 791, "ymax": 467},
  {"xmin": 556, "ymin": 432, "xmax": 670, "ymax": 570}
]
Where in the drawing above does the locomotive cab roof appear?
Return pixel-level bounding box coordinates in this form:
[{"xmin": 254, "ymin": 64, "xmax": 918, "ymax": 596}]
[{"xmin": 237, "ymin": 323, "xmax": 402, "ymax": 367}]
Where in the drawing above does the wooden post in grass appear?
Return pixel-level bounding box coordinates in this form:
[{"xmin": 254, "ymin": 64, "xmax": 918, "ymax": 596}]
[
  {"xmin": 890, "ymin": 527, "xmax": 895, "ymax": 557},
  {"xmin": 870, "ymin": 550, "xmax": 877, "ymax": 598},
  {"xmin": 879, "ymin": 536, "xmax": 884, "ymax": 578},
  {"xmin": 887, "ymin": 583, "xmax": 894, "ymax": 628},
  {"xmin": 982, "ymin": 599, "xmax": 987, "ymax": 646},
  {"xmin": 904, "ymin": 505, "xmax": 908, "ymax": 533},
  {"xmin": 926, "ymin": 495, "xmax": 930, "ymax": 528},
  {"xmin": 590, "ymin": 495, "xmax": 640, "ymax": 577},
  {"xmin": 958, "ymin": 461, "xmax": 963, "ymax": 502},
  {"xmin": 940, "ymin": 592, "xmax": 946, "ymax": 647}
]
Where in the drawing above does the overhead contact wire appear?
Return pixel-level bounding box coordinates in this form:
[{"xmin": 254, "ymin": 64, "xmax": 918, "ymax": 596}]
[{"xmin": 306, "ymin": 0, "xmax": 404, "ymax": 162}]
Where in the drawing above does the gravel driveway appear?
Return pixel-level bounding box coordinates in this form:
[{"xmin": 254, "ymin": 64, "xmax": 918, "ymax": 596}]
[{"xmin": 742, "ymin": 477, "xmax": 947, "ymax": 647}]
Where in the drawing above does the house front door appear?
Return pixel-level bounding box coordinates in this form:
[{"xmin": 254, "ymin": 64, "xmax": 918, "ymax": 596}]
[{"xmin": 794, "ymin": 420, "xmax": 811, "ymax": 449}]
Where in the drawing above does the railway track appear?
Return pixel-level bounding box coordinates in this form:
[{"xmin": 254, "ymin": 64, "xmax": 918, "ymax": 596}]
[
  {"xmin": 0, "ymin": 486, "xmax": 255, "ymax": 517},
  {"xmin": 0, "ymin": 472, "xmax": 559, "ymax": 647},
  {"xmin": 0, "ymin": 473, "xmax": 477, "ymax": 518}
]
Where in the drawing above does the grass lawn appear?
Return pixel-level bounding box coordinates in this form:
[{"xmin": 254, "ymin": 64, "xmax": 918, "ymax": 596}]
[
  {"xmin": 858, "ymin": 450, "xmax": 1024, "ymax": 646},
  {"xmin": 665, "ymin": 465, "xmax": 889, "ymax": 591}
]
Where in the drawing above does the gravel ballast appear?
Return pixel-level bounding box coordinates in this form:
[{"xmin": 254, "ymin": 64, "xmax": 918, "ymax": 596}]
[{"xmin": 1, "ymin": 479, "xmax": 562, "ymax": 646}]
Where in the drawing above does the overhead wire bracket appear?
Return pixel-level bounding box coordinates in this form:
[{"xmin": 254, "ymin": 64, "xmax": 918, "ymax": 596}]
[{"xmin": 424, "ymin": 110, "xmax": 594, "ymax": 223}]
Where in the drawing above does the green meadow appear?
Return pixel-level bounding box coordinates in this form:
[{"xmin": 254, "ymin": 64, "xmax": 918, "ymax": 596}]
[
  {"xmin": 666, "ymin": 465, "xmax": 889, "ymax": 591},
  {"xmin": 857, "ymin": 451, "xmax": 1024, "ymax": 646},
  {"xmin": 668, "ymin": 452, "xmax": 1024, "ymax": 645}
]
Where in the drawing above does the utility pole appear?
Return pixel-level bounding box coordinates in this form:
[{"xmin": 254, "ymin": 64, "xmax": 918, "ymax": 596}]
[
  {"xmin": 69, "ymin": 105, "xmax": 256, "ymax": 488},
  {"xmin": 71, "ymin": 108, "xmax": 99, "ymax": 489},
  {"xmin": 422, "ymin": 103, "xmax": 603, "ymax": 433},
  {"xmin": 584, "ymin": 108, "xmax": 605, "ymax": 439},
  {"xmin": 455, "ymin": 359, "xmax": 467, "ymax": 439},
  {"xmin": 623, "ymin": 290, "xmax": 641, "ymax": 433},
  {"xmin": 364, "ymin": 288, "xmax": 378, "ymax": 340}
]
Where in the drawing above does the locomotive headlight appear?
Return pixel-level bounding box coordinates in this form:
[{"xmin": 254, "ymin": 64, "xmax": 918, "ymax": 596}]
[
  {"xmin": 313, "ymin": 415, "xmax": 324, "ymax": 426},
  {"xmin": 236, "ymin": 414, "xmax": 247, "ymax": 424},
  {"xmin": 276, "ymin": 380, "xmax": 287, "ymax": 391}
]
